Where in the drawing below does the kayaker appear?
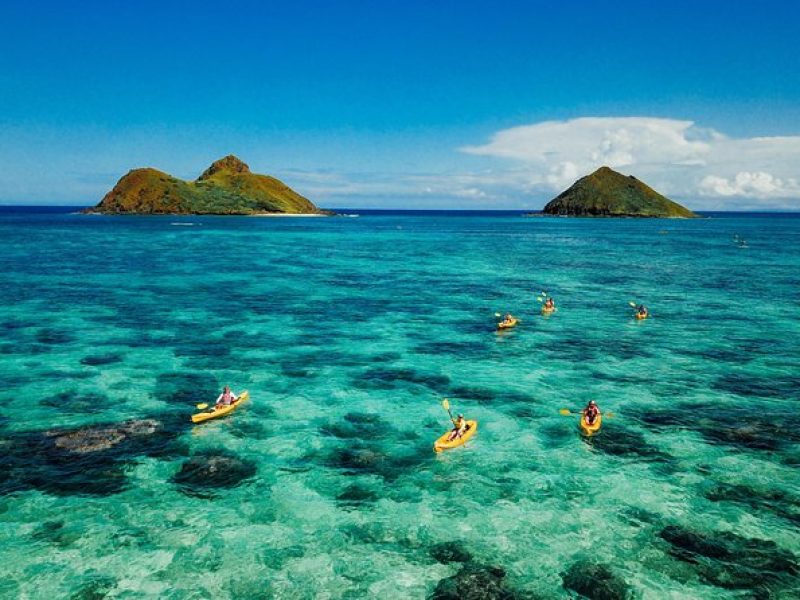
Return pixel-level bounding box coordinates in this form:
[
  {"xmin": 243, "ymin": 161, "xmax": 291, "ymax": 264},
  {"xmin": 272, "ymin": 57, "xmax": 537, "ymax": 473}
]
[
  {"xmin": 636, "ymin": 304, "xmax": 648, "ymax": 317},
  {"xmin": 544, "ymin": 297, "xmax": 555, "ymax": 310},
  {"xmin": 448, "ymin": 414, "xmax": 468, "ymax": 441},
  {"xmin": 215, "ymin": 386, "xmax": 238, "ymax": 409},
  {"xmin": 502, "ymin": 313, "xmax": 515, "ymax": 324},
  {"xmin": 583, "ymin": 400, "xmax": 600, "ymax": 426}
]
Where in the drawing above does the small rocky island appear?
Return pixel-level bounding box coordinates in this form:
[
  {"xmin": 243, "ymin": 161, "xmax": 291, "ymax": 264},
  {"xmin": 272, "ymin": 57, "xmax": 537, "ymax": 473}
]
[
  {"xmin": 85, "ymin": 155, "xmax": 327, "ymax": 215},
  {"xmin": 542, "ymin": 166, "xmax": 697, "ymax": 217}
]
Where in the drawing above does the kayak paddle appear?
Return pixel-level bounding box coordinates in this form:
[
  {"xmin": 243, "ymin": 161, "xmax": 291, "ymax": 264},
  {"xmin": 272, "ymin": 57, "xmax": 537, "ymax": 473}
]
[
  {"xmin": 442, "ymin": 398, "xmax": 456, "ymax": 426},
  {"xmin": 196, "ymin": 403, "xmax": 209, "ymax": 410},
  {"xmin": 628, "ymin": 301, "xmax": 637, "ymax": 308},
  {"xmin": 560, "ymin": 408, "xmax": 614, "ymax": 418}
]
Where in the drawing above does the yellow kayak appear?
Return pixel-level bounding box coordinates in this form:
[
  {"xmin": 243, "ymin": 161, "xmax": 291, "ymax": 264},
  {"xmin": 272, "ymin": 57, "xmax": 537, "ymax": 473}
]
[
  {"xmin": 635, "ymin": 313, "xmax": 648, "ymax": 320},
  {"xmin": 191, "ymin": 390, "xmax": 250, "ymax": 424},
  {"xmin": 541, "ymin": 306, "xmax": 555, "ymax": 314},
  {"xmin": 434, "ymin": 420, "xmax": 478, "ymax": 452},
  {"xmin": 497, "ymin": 318, "xmax": 518, "ymax": 330},
  {"xmin": 580, "ymin": 413, "xmax": 602, "ymax": 436}
]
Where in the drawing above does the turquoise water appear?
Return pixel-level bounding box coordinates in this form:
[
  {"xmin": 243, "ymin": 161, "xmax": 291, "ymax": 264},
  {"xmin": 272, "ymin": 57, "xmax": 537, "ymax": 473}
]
[{"xmin": 1, "ymin": 208, "xmax": 798, "ymax": 599}]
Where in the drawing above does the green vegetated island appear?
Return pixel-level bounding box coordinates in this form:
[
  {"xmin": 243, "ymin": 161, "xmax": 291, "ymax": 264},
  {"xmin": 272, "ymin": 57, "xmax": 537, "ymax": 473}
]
[
  {"xmin": 541, "ymin": 166, "xmax": 697, "ymax": 217},
  {"xmin": 85, "ymin": 155, "xmax": 328, "ymax": 215}
]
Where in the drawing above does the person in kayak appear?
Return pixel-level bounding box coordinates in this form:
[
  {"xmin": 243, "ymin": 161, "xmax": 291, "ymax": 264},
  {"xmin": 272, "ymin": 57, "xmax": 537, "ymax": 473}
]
[
  {"xmin": 214, "ymin": 386, "xmax": 238, "ymax": 409},
  {"xmin": 636, "ymin": 304, "xmax": 648, "ymax": 318},
  {"xmin": 501, "ymin": 313, "xmax": 515, "ymax": 325},
  {"xmin": 583, "ymin": 400, "xmax": 600, "ymax": 426},
  {"xmin": 448, "ymin": 414, "xmax": 468, "ymax": 441},
  {"xmin": 544, "ymin": 297, "xmax": 555, "ymax": 310}
]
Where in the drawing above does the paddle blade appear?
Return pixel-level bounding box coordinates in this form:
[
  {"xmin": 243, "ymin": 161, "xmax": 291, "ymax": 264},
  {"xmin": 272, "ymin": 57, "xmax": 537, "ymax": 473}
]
[
  {"xmin": 629, "ymin": 301, "xmax": 637, "ymax": 308},
  {"xmin": 536, "ymin": 297, "xmax": 543, "ymax": 302},
  {"xmin": 559, "ymin": 408, "xmax": 572, "ymax": 416},
  {"xmin": 196, "ymin": 403, "xmax": 208, "ymax": 410},
  {"xmin": 604, "ymin": 412, "xmax": 614, "ymax": 418},
  {"xmin": 494, "ymin": 312, "xmax": 501, "ymax": 317},
  {"xmin": 442, "ymin": 398, "xmax": 450, "ymax": 411}
]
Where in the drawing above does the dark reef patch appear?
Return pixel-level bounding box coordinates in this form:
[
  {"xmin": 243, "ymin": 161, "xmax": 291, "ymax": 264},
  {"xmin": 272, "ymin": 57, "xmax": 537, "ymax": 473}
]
[
  {"xmin": 562, "ymin": 561, "xmax": 631, "ymax": 600},
  {"xmin": 319, "ymin": 412, "xmax": 393, "ymax": 440},
  {"xmin": 429, "ymin": 563, "xmax": 531, "ymax": 600},
  {"xmin": 68, "ymin": 573, "xmax": 117, "ymax": 600},
  {"xmin": 677, "ymin": 346, "xmax": 752, "ymax": 365},
  {"xmin": 35, "ymin": 328, "xmax": 75, "ymax": 346},
  {"xmin": 712, "ymin": 372, "xmax": 800, "ymax": 400},
  {"xmin": 156, "ymin": 371, "xmax": 219, "ymax": 405},
  {"xmin": 40, "ymin": 390, "xmax": 108, "ymax": 414},
  {"xmin": 0, "ymin": 416, "xmax": 185, "ymax": 497},
  {"xmin": 414, "ymin": 340, "xmax": 488, "ymax": 358},
  {"xmin": 705, "ymin": 483, "xmax": 800, "ymax": 526},
  {"xmin": 336, "ymin": 484, "xmax": 379, "ymax": 507},
  {"xmin": 353, "ymin": 367, "xmax": 450, "ymax": 392},
  {"xmin": 326, "ymin": 440, "xmax": 428, "ymax": 482},
  {"xmin": 80, "ymin": 353, "xmax": 124, "ymax": 366},
  {"xmin": 635, "ymin": 403, "xmax": 800, "ymax": 453},
  {"xmin": 660, "ymin": 524, "xmax": 799, "ymax": 593},
  {"xmin": 31, "ymin": 520, "xmax": 81, "ymax": 547},
  {"xmin": 173, "ymin": 452, "xmax": 257, "ymax": 498},
  {"xmin": 430, "ymin": 541, "xmax": 473, "ymax": 564},
  {"xmin": 584, "ymin": 426, "xmax": 671, "ymax": 462}
]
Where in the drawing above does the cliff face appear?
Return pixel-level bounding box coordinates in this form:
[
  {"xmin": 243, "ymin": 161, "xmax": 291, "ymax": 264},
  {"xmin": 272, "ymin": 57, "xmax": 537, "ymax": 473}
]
[
  {"xmin": 543, "ymin": 166, "xmax": 697, "ymax": 218},
  {"xmin": 86, "ymin": 155, "xmax": 323, "ymax": 215}
]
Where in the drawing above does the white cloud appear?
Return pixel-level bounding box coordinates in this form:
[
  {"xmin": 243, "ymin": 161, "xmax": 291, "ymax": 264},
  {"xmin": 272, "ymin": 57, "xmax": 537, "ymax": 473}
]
[
  {"xmin": 460, "ymin": 117, "xmax": 800, "ymax": 208},
  {"xmin": 699, "ymin": 171, "xmax": 800, "ymax": 198}
]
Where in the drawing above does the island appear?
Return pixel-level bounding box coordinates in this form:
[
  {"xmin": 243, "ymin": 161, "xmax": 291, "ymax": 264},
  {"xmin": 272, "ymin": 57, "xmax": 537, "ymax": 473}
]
[
  {"xmin": 84, "ymin": 155, "xmax": 328, "ymax": 215},
  {"xmin": 541, "ymin": 166, "xmax": 697, "ymax": 218}
]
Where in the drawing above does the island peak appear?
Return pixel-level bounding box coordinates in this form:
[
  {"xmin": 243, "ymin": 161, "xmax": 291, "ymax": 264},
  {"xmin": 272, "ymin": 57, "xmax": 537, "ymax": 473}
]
[
  {"xmin": 198, "ymin": 155, "xmax": 251, "ymax": 180},
  {"xmin": 543, "ymin": 166, "xmax": 696, "ymax": 218}
]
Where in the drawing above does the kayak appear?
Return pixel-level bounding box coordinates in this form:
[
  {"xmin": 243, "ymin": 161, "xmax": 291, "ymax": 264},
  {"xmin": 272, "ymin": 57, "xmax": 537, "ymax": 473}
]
[
  {"xmin": 497, "ymin": 318, "xmax": 518, "ymax": 330},
  {"xmin": 434, "ymin": 420, "xmax": 478, "ymax": 452},
  {"xmin": 580, "ymin": 413, "xmax": 602, "ymax": 436},
  {"xmin": 635, "ymin": 313, "xmax": 648, "ymax": 320},
  {"xmin": 541, "ymin": 306, "xmax": 555, "ymax": 314},
  {"xmin": 191, "ymin": 390, "xmax": 250, "ymax": 424}
]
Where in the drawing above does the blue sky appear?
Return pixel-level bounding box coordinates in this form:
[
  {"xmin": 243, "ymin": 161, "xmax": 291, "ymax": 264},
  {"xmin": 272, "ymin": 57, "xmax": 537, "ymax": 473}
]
[{"xmin": 1, "ymin": 0, "xmax": 799, "ymax": 208}]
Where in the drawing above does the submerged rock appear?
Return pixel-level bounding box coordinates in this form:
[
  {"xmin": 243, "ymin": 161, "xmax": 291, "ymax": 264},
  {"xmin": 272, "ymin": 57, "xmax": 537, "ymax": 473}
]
[
  {"xmin": 173, "ymin": 452, "xmax": 257, "ymax": 497},
  {"xmin": 636, "ymin": 403, "xmax": 800, "ymax": 454},
  {"xmin": 430, "ymin": 563, "xmax": 518, "ymax": 600},
  {"xmin": 705, "ymin": 483, "xmax": 800, "ymax": 525},
  {"xmin": 660, "ymin": 525, "xmax": 799, "ymax": 591},
  {"xmin": 430, "ymin": 541, "xmax": 473, "ymax": 564},
  {"xmin": 80, "ymin": 353, "xmax": 123, "ymax": 366},
  {"xmin": 46, "ymin": 419, "xmax": 162, "ymax": 455},
  {"xmin": 336, "ymin": 484, "xmax": 379, "ymax": 506},
  {"xmin": 320, "ymin": 412, "xmax": 394, "ymax": 441},
  {"xmin": 1, "ymin": 416, "xmax": 183, "ymax": 497},
  {"xmin": 354, "ymin": 367, "xmax": 450, "ymax": 392},
  {"xmin": 40, "ymin": 391, "xmax": 108, "ymax": 414},
  {"xmin": 585, "ymin": 426, "xmax": 670, "ymax": 462},
  {"xmin": 562, "ymin": 561, "xmax": 631, "ymax": 600}
]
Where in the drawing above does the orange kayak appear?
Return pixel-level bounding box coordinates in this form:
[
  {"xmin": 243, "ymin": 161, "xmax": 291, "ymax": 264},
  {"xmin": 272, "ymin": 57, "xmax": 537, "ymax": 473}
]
[
  {"xmin": 497, "ymin": 318, "xmax": 518, "ymax": 330},
  {"xmin": 580, "ymin": 413, "xmax": 602, "ymax": 436},
  {"xmin": 434, "ymin": 420, "xmax": 478, "ymax": 452},
  {"xmin": 191, "ymin": 390, "xmax": 250, "ymax": 423},
  {"xmin": 635, "ymin": 313, "xmax": 648, "ymax": 320}
]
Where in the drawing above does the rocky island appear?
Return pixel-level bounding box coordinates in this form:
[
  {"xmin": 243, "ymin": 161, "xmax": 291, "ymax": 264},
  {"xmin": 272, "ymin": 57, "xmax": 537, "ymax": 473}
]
[
  {"xmin": 85, "ymin": 155, "xmax": 327, "ymax": 215},
  {"xmin": 542, "ymin": 166, "xmax": 697, "ymax": 217}
]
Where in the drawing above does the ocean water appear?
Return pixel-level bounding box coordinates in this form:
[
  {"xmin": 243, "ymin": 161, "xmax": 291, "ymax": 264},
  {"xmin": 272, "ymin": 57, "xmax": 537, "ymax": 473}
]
[{"xmin": 0, "ymin": 207, "xmax": 798, "ymax": 599}]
